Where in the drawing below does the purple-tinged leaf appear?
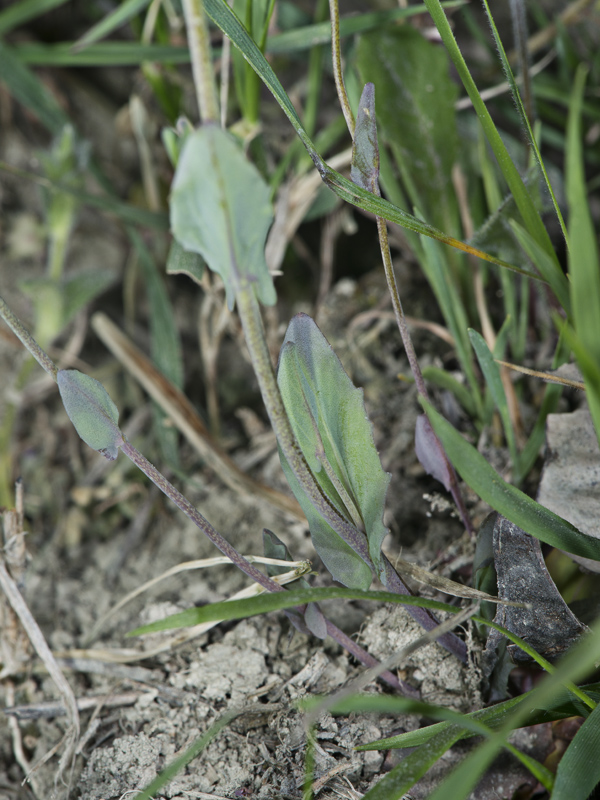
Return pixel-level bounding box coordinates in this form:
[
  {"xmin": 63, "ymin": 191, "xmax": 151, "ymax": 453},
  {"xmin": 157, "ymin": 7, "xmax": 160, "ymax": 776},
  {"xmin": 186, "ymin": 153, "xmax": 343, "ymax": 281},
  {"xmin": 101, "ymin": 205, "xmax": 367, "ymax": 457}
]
[
  {"xmin": 57, "ymin": 369, "xmax": 123, "ymax": 460},
  {"xmin": 415, "ymin": 414, "xmax": 452, "ymax": 491},
  {"xmin": 350, "ymin": 82, "xmax": 380, "ymax": 194}
]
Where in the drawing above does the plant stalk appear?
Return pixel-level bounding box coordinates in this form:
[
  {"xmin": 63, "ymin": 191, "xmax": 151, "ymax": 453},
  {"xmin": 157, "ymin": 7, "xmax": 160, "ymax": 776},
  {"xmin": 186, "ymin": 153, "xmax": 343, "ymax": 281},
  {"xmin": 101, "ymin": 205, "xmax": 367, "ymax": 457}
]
[{"xmin": 182, "ymin": 0, "xmax": 219, "ymax": 124}]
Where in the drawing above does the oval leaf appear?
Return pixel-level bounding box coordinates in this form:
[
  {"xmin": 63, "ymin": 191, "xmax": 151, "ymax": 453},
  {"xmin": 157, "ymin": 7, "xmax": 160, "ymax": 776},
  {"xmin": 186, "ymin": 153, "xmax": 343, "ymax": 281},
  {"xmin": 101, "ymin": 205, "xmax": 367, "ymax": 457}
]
[
  {"xmin": 57, "ymin": 369, "xmax": 123, "ymax": 460},
  {"xmin": 170, "ymin": 124, "xmax": 276, "ymax": 309}
]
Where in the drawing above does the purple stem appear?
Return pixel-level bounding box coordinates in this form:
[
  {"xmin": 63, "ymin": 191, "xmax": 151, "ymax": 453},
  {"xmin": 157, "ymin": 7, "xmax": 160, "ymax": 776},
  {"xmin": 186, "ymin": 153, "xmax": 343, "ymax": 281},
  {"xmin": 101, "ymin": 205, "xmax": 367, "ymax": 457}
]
[{"xmin": 121, "ymin": 439, "xmax": 415, "ymax": 691}]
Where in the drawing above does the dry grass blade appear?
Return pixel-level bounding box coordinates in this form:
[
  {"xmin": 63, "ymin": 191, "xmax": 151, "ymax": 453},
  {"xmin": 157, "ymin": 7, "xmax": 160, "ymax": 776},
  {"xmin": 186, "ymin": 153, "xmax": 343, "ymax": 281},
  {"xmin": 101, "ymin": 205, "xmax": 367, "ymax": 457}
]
[
  {"xmin": 91, "ymin": 312, "xmax": 304, "ymax": 519},
  {"xmin": 496, "ymin": 359, "xmax": 586, "ymax": 391},
  {"xmin": 0, "ymin": 561, "xmax": 80, "ymax": 792}
]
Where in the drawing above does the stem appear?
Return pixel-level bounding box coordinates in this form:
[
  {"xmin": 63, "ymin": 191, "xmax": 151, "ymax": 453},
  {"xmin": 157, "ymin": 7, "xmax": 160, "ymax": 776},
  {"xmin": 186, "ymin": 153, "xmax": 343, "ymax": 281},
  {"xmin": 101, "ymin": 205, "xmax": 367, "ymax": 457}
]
[
  {"xmin": 328, "ymin": 0, "xmax": 354, "ymax": 136},
  {"xmin": 0, "ymin": 296, "xmax": 58, "ymax": 381},
  {"xmin": 122, "ymin": 440, "xmax": 417, "ymax": 684},
  {"xmin": 182, "ymin": 0, "xmax": 219, "ymax": 124}
]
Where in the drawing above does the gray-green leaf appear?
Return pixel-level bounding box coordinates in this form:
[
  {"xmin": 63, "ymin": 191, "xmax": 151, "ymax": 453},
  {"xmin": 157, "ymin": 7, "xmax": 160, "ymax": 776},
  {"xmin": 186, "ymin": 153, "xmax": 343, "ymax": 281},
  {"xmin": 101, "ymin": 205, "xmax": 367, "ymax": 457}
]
[
  {"xmin": 57, "ymin": 369, "xmax": 123, "ymax": 460},
  {"xmin": 277, "ymin": 314, "xmax": 390, "ymax": 587},
  {"xmin": 170, "ymin": 124, "xmax": 276, "ymax": 309}
]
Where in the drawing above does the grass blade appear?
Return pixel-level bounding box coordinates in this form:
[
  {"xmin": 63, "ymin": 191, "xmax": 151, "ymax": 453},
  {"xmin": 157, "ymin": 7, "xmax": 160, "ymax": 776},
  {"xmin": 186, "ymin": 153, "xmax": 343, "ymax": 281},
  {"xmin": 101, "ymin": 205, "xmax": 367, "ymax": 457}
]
[
  {"xmin": 423, "ymin": 0, "xmax": 561, "ymax": 272},
  {"xmin": 566, "ymin": 65, "xmax": 600, "ymax": 444},
  {"xmin": 73, "ymin": 0, "xmax": 151, "ymax": 50},
  {"xmin": 420, "ymin": 398, "xmax": 600, "ymax": 561},
  {"xmin": 552, "ymin": 702, "xmax": 600, "ymax": 799},
  {"xmin": 0, "ymin": 0, "xmax": 69, "ymax": 36}
]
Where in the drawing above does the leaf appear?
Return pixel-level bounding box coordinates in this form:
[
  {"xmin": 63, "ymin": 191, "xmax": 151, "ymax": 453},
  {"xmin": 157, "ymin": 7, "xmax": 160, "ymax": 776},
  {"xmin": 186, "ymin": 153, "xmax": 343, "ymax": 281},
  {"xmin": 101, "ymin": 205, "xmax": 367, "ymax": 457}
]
[
  {"xmin": 414, "ymin": 414, "xmax": 452, "ymax": 492},
  {"xmin": 277, "ymin": 313, "xmax": 390, "ymax": 587},
  {"xmin": 350, "ymin": 82, "xmax": 379, "ymax": 193},
  {"xmin": 566, "ymin": 66, "xmax": 600, "ymax": 445},
  {"xmin": 129, "ymin": 585, "xmax": 460, "ymax": 636},
  {"xmin": 552, "ymin": 702, "xmax": 600, "ymax": 800},
  {"xmin": 57, "ymin": 369, "xmax": 123, "ymax": 460},
  {"xmin": 166, "ymin": 238, "xmax": 205, "ymax": 286},
  {"xmin": 468, "ymin": 329, "xmax": 519, "ymax": 477},
  {"xmin": 356, "ymin": 26, "xmax": 459, "ymax": 231},
  {"xmin": 170, "ymin": 125, "xmax": 276, "ymax": 309},
  {"xmin": 420, "ymin": 398, "xmax": 600, "ymax": 562}
]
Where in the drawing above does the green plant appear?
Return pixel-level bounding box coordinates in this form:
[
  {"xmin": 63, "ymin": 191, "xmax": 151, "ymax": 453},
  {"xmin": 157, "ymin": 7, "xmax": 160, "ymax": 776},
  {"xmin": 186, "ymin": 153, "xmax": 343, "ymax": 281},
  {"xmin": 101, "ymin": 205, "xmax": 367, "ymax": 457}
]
[{"xmin": 1, "ymin": 0, "xmax": 600, "ymax": 797}]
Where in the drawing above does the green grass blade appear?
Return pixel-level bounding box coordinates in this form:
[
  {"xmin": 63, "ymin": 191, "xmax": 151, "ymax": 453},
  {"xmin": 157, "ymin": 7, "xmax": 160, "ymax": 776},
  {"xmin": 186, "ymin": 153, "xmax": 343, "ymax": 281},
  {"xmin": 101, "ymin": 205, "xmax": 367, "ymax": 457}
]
[
  {"xmin": 0, "ymin": 43, "xmax": 68, "ymax": 134},
  {"xmin": 128, "ymin": 586, "xmax": 462, "ymax": 635},
  {"xmin": 131, "ymin": 708, "xmax": 240, "ymax": 800},
  {"xmin": 73, "ymin": 0, "xmax": 151, "ymax": 50},
  {"xmin": 420, "ymin": 398, "xmax": 600, "ymax": 561},
  {"xmin": 479, "ymin": 0, "xmax": 568, "ymax": 246},
  {"xmin": 423, "ymin": 0, "xmax": 560, "ymax": 266},
  {"xmin": 358, "ymin": 685, "xmax": 600, "ymax": 750},
  {"xmin": 266, "ymin": 2, "xmax": 464, "ymax": 54},
  {"xmin": 566, "ymin": 66, "xmax": 600, "ymax": 445},
  {"xmin": 426, "ymin": 616, "xmax": 600, "ymax": 800},
  {"xmin": 469, "ymin": 329, "xmax": 520, "ymax": 479},
  {"xmin": 0, "ymin": 0, "xmax": 68, "ymax": 36},
  {"xmin": 552, "ymin": 702, "xmax": 600, "ymax": 799},
  {"xmin": 13, "ymin": 41, "xmax": 190, "ymax": 66},
  {"xmin": 509, "ymin": 220, "xmax": 571, "ymax": 315}
]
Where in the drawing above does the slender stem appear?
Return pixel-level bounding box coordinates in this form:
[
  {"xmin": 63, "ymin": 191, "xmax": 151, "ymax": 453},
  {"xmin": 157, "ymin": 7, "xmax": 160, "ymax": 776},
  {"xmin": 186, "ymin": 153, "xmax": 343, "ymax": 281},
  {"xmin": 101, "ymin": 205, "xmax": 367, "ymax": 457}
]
[
  {"xmin": 121, "ymin": 439, "xmax": 283, "ymax": 590},
  {"xmin": 122, "ymin": 440, "xmax": 416, "ymax": 684},
  {"xmin": 182, "ymin": 0, "xmax": 219, "ymax": 124},
  {"xmin": 324, "ymin": 619, "xmax": 416, "ymax": 696},
  {"xmin": 328, "ymin": 0, "xmax": 354, "ymax": 136},
  {"xmin": 0, "ymin": 296, "xmax": 58, "ymax": 381}
]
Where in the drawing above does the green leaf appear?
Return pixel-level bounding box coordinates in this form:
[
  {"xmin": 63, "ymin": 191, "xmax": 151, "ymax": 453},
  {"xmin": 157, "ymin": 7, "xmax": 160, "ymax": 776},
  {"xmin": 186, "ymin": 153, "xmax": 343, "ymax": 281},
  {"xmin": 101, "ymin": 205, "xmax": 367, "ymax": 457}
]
[
  {"xmin": 356, "ymin": 26, "xmax": 459, "ymax": 231},
  {"xmin": 12, "ymin": 41, "xmax": 190, "ymax": 67},
  {"xmin": 468, "ymin": 329, "xmax": 519, "ymax": 478},
  {"xmin": 423, "ymin": 0, "xmax": 560, "ymax": 265},
  {"xmin": 57, "ymin": 369, "xmax": 123, "ymax": 460},
  {"xmin": 170, "ymin": 125, "xmax": 276, "ymax": 309},
  {"xmin": 0, "ymin": 0, "xmax": 69, "ymax": 36},
  {"xmin": 277, "ymin": 314, "xmax": 390, "ymax": 586},
  {"xmin": 265, "ymin": 3, "xmax": 464, "ymax": 54},
  {"xmin": 552, "ymin": 702, "xmax": 600, "ymax": 799},
  {"xmin": 566, "ymin": 66, "xmax": 600, "ymax": 445},
  {"xmin": 0, "ymin": 42, "xmax": 68, "ymax": 134},
  {"xmin": 420, "ymin": 398, "xmax": 600, "ymax": 562},
  {"xmin": 166, "ymin": 238, "xmax": 205, "ymax": 285}
]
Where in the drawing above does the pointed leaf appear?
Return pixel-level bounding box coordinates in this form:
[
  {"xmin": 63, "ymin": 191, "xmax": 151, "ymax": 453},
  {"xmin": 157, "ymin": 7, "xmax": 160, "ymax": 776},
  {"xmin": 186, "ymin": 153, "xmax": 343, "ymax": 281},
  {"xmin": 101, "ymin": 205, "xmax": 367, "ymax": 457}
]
[
  {"xmin": 552, "ymin": 702, "xmax": 600, "ymax": 799},
  {"xmin": 277, "ymin": 314, "xmax": 390, "ymax": 586},
  {"xmin": 414, "ymin": 414, "xmax": 452, "ymax": 491},
  {"xmin": 350, "ymin": 82, "xmax": 379, "ymax": 193},
  {"xmin": 57, "ymin": 369, "xmax": 123, "ymax": 460},
  {"xmin": 170, "ymin": 125, "xmax": 276, "ymax": 309},
  {"xmin": 420, "ymin": 398, "xmax": 600, "ymax": 562}
]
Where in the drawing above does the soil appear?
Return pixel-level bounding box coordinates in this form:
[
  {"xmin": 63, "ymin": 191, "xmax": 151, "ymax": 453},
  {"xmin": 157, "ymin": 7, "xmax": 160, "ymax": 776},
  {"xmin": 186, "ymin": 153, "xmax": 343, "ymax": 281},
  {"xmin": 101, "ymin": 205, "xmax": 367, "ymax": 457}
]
[{"xmin": 0, "ymin": 13, "xmax": 568, "ymax": 800}]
